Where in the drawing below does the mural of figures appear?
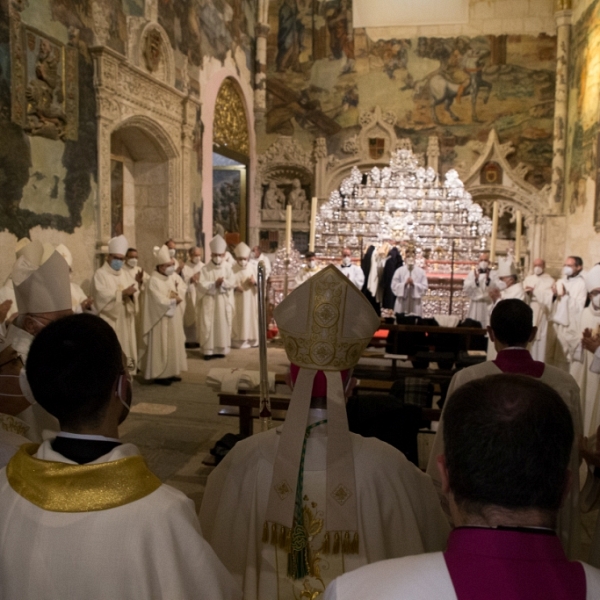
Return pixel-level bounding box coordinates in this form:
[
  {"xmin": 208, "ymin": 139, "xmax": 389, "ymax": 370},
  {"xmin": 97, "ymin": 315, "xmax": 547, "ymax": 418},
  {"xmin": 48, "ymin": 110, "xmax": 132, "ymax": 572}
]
[{"xmin": 213, "ymin": 169, "xmax": 243, "ymax": 237}]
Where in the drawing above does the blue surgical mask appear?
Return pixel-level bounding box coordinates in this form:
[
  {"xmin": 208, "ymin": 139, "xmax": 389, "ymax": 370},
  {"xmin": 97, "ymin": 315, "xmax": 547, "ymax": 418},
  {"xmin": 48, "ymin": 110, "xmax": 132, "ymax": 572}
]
[{"xmin": 110, "ymin": 259, "xmax": 124, "ymax": 271}]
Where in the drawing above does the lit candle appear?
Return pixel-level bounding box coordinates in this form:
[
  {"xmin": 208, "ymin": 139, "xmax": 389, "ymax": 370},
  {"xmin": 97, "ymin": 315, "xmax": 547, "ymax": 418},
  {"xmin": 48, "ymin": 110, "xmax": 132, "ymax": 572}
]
[
  {"xmin": 285, "ymin": 204, "xmax": 292, "ymax": 256},
  {"xmin": 489, "ymin": 201, "xmax": 499, "ymax": 263},
  {"xmin": 309, "ymin": 197, "xmax": 317, "ymax": 252},
  {"xmin": 515, "ymin": 210, "xmax": 522, "ymax": 265}
]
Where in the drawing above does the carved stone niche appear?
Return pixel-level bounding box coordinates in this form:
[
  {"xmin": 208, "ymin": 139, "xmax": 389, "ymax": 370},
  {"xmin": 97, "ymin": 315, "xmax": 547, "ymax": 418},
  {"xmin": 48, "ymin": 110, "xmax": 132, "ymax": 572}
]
[
  {"xmin": 256, "ymin": 136, "xmax": 315, "ymax": 228},
  {"xmin": 127, "ymin": 18, "xmax": 175, "ymax": 87}
]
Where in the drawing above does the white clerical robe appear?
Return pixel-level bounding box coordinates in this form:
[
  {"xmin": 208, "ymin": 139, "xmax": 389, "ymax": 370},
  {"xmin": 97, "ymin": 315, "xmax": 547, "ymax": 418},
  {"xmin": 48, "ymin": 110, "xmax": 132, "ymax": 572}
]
[
  {"xmin": 141, "ymin": 271, "xmax": 188, "ymax": 380},
  {"xmin": 91, "ymin": 262, "xmax": 138, "ymax": 373},
  {"xmin": 197, "ymin": 262, "xmax": 235, "ymax": 356},
  {"xmin": 200, "ymin": 423, "xmax": 450, "ymax": 600},
  {"xmin": 0, "ymin": 278, "xmax": 17, "ymax": 320},
  {"xmin": 570, "ymin": 305, "xmax": 600, "ymax": 437},
  {"xmin": 231, "ymin": 263, "xmax": 259, "ymax": 349},
  {"xmin": 250, "ymin": 254, "xmax": 272, "ymax": 280},
  {"xmin": 551, "ymin": 274, "xmax": 587, "ymax": 371},
  {"xmin": 463, "ymin": 269, "xmax": 496, "ymax": 327},
  {"xmin": 391, "ymin": 265, "xmax": 428, "ymax": 316},
  {"xmin": 0, "ymin": 441, "xmax": 241, "ymax": 600},
  {"xmin": 425, "ymin": 358, "xmax": 583, "ymax": 559},
  {"xmin": 0, "ymin": 413, "xmax": 29, "ymax": 468},
  {"xmin": 295, "ymin": 265, "xmax": 321, "ymax": 286},
  {"xmin": 182, "ymin": 260, "xmax": 204, "ymax": 344},
  {"xmin": 523, "ymin": 272, "xmax": 555, "ymax": 361},
  {"xmin": 337, "ymin": 264, "xmax": 365, "ymax": 289}
]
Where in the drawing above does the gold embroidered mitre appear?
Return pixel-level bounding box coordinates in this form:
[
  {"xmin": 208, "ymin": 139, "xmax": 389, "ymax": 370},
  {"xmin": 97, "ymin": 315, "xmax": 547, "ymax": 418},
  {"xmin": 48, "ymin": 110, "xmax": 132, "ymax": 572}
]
[{"xmin": 274, "ymin": 265, "xmax": 380, "ymax": 371}]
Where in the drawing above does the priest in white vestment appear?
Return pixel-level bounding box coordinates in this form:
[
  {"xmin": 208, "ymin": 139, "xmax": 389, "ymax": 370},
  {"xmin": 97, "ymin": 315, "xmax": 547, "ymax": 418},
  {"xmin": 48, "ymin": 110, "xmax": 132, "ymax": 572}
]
[
  {"xmin": 91, "ymin": 235, "xmax": 138, "ymax": 374},
  {"xmin": 231, "ymin": 242, "xmax": 259, "ymax": 349},
  {"xmin": 0, "ymin": 313, "xmax": 240, "ymax": 600},
  {"xmin": 197, "ymin": 235, "xmax": 235, "ymax": 359},
  {"xmin": 337, "ymin": 248, "xmax": 365, "ymax": 289},
  {"xmin": 295, "ymin": 251, "xmax": 321, "ymax": 286},
  {"xmin": 0, "ymin": 241, "xmax": 72, "ymax": 442},
  {"xmin": 140, "ymin": 245, "xmax": 188, "ymax": 385},
  {"xmin": 426, "ymin": 299, "xmax": 583, "ymax": 559},
  {"xmin": 250, "ymin": 246, "xmax": 272, "ymax": 280},
  {"xmin": 523, "ymin": 258, "xmax": 555, "ymax": 361},
  {"xmin": 181, "ymin": 246, "xmax": 204, "ymax": 347},
  {"xmin": 55, "ymin": 244, "xmax": 95, "ymax": 314},
  {"xmin": 326, "ymin": 375, "xmax": 600, "ymax": 600},
  {"xmin": 391, "ymin": 253, "xmax": 428, "ymax": 316},
  {"xmin": 200, "ymin": 266, "xmax": 450, "ymax": 600},
  {"xmin": 550, "ymin": 256, "xmax": 587, "ymax": 371},
  {"xmin": 462, "ymin": 252, "xmax": 495, "ymax": 327}
]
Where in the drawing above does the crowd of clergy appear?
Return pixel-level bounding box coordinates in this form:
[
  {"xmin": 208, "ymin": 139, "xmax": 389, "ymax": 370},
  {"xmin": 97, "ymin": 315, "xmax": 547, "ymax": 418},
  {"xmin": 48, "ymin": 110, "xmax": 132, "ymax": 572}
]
[{"xmin": 3, "ymin": 237, "xmax": 600, "ymax": 597}]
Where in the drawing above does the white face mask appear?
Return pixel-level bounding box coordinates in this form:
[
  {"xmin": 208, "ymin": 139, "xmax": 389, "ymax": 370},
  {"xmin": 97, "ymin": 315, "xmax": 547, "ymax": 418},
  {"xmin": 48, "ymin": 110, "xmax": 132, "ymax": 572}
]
[
  {"xmin": 563, "ymin": 266, "xmax": 574, "ymax": 278},
  {"xmin": 478, "ymin": 261, "xmax": 489, "ymax": 270},
  {"xmin": 126, "ymin": 258, "xmax": 138, "ymax": 268},
  {"xmin": 496, "ymin": 280, "xmax": 508, "ymax": 291},
  {"xmin": 192, "ymin": 256, "xmax": 202, "ymax": 265},
  {"xmin": 342, "ymin": 256, "xmax": 352, "ymax": 266},
  {"xmin": 164, "ymin": 265, "xmax": 175, "ymax": 276},
  {"xmin": 533, "ymin": 266, "xmax": 543, "ymax": 276},
  {"xmin": 406, "ymin": 258, "xmax": 415, "ymax": 266},
  {"xmin": 169, "ymin": 248, "xmax": 176, "ymax": 258},
  {"xmin": 592, "ymin": 295, "xmax": 600, "ymax": 310},
  {"xmin": 213, "ymin": 256, "xmax": 223, "ymax": 265},
  {"xmin": 308, "ymin": 260, "xmax": 316, "ymax": 269},
  {"xmin": 238, "ymin": 259, "xmax": 248, "ymax": 267}
]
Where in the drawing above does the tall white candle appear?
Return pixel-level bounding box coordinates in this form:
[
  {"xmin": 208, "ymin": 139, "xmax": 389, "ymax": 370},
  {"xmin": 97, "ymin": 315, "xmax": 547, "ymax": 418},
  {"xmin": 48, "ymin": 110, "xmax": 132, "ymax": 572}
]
[
  {"xmin": 489, "ymin": 201, "xmax": 499, "ymax": 263},
  {"xmin": 515, "ymin": 210, "xmax": 522, "ymax": 265},
  {"xmin": 309, "ymin": 197, "xmax": 317, "ymax": 252},
  {"xmin": 285, "ymin": 204, "xmax": 292, "ymax": 256}
]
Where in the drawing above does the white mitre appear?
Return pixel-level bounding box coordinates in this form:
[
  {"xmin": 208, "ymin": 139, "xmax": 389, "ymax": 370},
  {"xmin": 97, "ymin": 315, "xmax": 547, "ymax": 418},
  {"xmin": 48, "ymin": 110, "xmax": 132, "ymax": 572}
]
[
  {"xmin": 55, "ymin": 244, "xmax": 73, "ymax": 269},
  {"xmin": 496, "ymin": 257, "xmax": 518, "ymax": 278},
  {"xmin": 209, "ymin": 234, "xmax": 227, "ymax": 254},
  {"xmin": 12, "ymin": 241, "xmax": 71, "ymax": 314},
  {"xmin": 234, "ymin": 242, "xmax": 251, "ymax": 259},
  {"xmin": 267, "ymin": 266, "xmax": 380, "ymax": 576},
  {"xmin": 153, "ymin": 245, "xmax": 171, "ymax": 266},
  {"xmin": 586, "ymin": 265, "xmax": 600, "ymax": 293},
  {"xmin": 108, "ymin": 235, "xmax": 128, "ymax": 256}
]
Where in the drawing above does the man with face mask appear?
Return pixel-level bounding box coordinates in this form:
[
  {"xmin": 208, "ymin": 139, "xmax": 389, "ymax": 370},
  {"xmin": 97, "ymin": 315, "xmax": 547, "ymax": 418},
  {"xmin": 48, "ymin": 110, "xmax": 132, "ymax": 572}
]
[
  {"xmin": 196, "ymin": 235, "xmax": 235, "ymax": 360},
  {"xmin": 550, "ymin": 256, "xmax": 587, "ymax": 372},
  {"xmin": 0, "ymin": 241, "xmax": 72, "ymax": 444},
  {"xmin": 91, "ymin": 235, "xmax": 138, "ymax": 374},
  {"xmin": 123, "ymin": 247, "xmax": 150, "ymax": 290},
  {"xmin": 231, "ymin": 242, "xmax": 259, "ymax": 349},
  {"xmin": 0, "ymin": 313, "xmax": 240, "ymax": 600},
  {"xmin": 391, "ymin": 251, "xmax": 428, "ymax": 317},
  {"xmin": 295, "ymin": 251, "xmax": 321, "ymax": 286},
  {"xmin": 462, "ymin": 251, "xmax": 496, "ymax": 328},
  {"xmin": 250, "ymin": 245, "xmax": 271, "ymax": 280},
  {"xmin": 523, "ymin": 258, "xmax": 555, "ymax": 362},
  {"xmin": 181, "ymin": 247, "xmax": 204, "ymax": 348},
  {"xmin": 140, "ymin": 245, "xmax": 188, "ymax": 385},
  {"xmin": 337, "ymin": 247, "xmax": 365, "ymax": 289}
]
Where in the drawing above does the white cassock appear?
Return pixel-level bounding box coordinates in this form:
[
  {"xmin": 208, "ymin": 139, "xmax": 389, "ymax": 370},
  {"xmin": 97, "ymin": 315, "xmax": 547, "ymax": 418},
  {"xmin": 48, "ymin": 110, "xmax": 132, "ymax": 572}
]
[
  {"xmin": 123, "ymin": 265, "xmax": 150, "ymax": 358},
  {"xmin": 391, "ymin": 265, "xmax": 428, "ymax": 316},
  {"xmin": 486, "ymin": 283, "xmax": 526, "ymax": 360},
  {"xmin": 231, "ymin": 262, "xmax": 259, "ymax": 349},
  {"xmin": 426, "ymin": 358, "xmax": 583, "ymax": 559},
  {"xmin": 523, "ymin": 272, "xmax": 555, "ymax": 361},
  {"xmin": 141, "ymin": 271, "xmax": 188, "ymax": 380},
  {"xmin": 551, "ymin": 274, "xmax": 587, "ymax": 371},
  {"xmin": 295, "ymin": 265, "xmax": 320, "ymax": 286},
  {"xmin": 337, "ymin": 264, "xmax": 365, "ymax": 289},
  {"xmin": 200, "ymin": 421, "xmax": 450, "ymax": 600},
  {"xmin": 570, "ymin": 305, "xmax": 600, "ymax": 436},
  {"xmin": 197, "ymin": 261, "xmax": 235, "ymax": 356},
  {"xmin": 463, "ymin": 269, "xmax": 495, "ymax": 327},
  {"xmin": 91, "ymin": 263, "xmax": 138, "ymax": 373},
  {"xmin": 0, "ymin": 413, "xmax": 30, "ymax": 468},
  {"xmin": 181, "ymin": 260, "xmax": 204, "ymax": 344},
  {"xmin": 0, "ymin": 441, "xmax": 241, "ymax": 600},
  {"xmin": 250, "ymin": 254, "xmax": 272, "ymax": 280}
]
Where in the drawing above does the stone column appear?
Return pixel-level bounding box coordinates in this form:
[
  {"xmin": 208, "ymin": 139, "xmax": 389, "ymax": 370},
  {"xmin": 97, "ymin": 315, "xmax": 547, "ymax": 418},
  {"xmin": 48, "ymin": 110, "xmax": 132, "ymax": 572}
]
[{"xmin": 550, "ymin": 0, "xmax": 572, "ymax": 211}]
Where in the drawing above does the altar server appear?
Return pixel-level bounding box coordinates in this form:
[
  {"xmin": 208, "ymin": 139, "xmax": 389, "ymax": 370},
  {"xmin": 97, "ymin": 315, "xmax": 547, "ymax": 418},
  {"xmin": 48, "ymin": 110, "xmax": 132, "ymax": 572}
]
[
  {"xmin": 200, "ymin": 266, "xmax": 449, "ymax": 600},
  {"xmin": 462, "ymin": 252, "xmax": 495, "ymax": 327},
  {"xmin": 140, "ymin": 245, "xmax": 187, "ymax": 385},
  {"xmin": 181, "ymin": 246, "xmax": 204, "ymax": 347},
  {"xmin": 55, "ymin": 244, "xmax": 94, "ymax": 314},
  {"xmin": 0, "ymin": 313, "xmax": 241, "ymax": 600},
  {"xmin": 426, "ymin": 299, "xmax": 582, "ymax": 559},
  {"xmin": 390, "ymin": 252, "xmax": 428, "ymax": 316},
  {"xmin": 325, "ymin": 375, "xmax": 600, "ymax": 600},
  {"xmin": 197, "ymin": 235, "xmax": 235, "ymax": 360},
  {"xmin": 523, "ymin": 258, "xmax": 555, "ymax": 361},
  {"xmin": 91, "ymin": 235, "xmax": 138, "ymax": 374},
  {"xmin": 231, "ymin": 242, "xmax": 259, "ymax": 349},
  {"xmin": 337, "ymin": 247, "xmax": 364, "ymax": 289}
]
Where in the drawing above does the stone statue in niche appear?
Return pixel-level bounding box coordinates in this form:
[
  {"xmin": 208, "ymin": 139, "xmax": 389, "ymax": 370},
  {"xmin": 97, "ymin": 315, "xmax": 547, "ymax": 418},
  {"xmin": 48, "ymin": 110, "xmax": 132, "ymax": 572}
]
[
  {"xmin": 143, "ymin": 29, "xmax": 162, "ymax": 73},
  {"xmin": 288, "ymin": 178, "xmax": 308, "ymax": 210},
  {"xmin": 261, "ymin": 181, "xmax": 286, "ymax": 221}
]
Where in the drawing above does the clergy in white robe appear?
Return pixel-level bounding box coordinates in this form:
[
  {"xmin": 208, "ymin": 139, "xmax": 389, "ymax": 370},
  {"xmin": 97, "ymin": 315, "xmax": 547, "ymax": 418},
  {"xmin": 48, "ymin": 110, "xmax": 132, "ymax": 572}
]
[
  {"xmin": 197, "ymin": 235, "xmax": 235, "ymax": 359},
  {"xmin": 551, "ymin": 256, "xmax": 587, "ymax": 371},
  {"xmin": 390, "ymin": 255, "xmax": 428, "ymax": 316},
  {"xmin": 426, "ymin": 299, "xmax": 583, "ymax": 559},
  {"xmin": 0, "ymin": 313, "xmax": 241, "ymax": 600},
  {"xmin": 200, "ymin": 266, "xmax": 449, "ymax": 600},
  {"xmin": 231, "ymin": 242, "xmax": 259, "ymax": 349},
  {"xmin": 523, "ymin": 258, "xmax": 555, "ymax": 361},
  {"xmin": 140, "ymin": 245, "xmax": 187, "ymax": 384},
  {"xmin": 462, "ymin": 252, "xmax": 495, "ymax": 327},
  {"xmin": 337, "ymin": 248, "xmax": 365, "ymax": 289},
  {"xmin": 295, "ymin": 251, "xmax": 321, "ymax": 286},
  {"xmin": 250, "ymin": 246, "xmax": 272, "ymax": 280},
  {"xmin": 181, "ymin": 246, "xmax": 204, "ymax": 346},
  {"xmin": 91, "ymin": 235, "xmax": 138, "ymax": 374},
  {"xmin": 55, "ymin": 244, "xmax": 95, "ymax": 314},
  {"xmin": 327, "ymin": 374, "xmax": 600, "ymax": 600}
]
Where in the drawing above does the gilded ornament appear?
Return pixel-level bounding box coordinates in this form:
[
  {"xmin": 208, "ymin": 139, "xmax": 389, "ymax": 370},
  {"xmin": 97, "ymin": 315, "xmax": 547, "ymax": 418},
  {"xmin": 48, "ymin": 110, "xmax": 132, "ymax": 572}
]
[{"xmin": 214, "ymin": 78, "xmax": 250, "ymax": 156}]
